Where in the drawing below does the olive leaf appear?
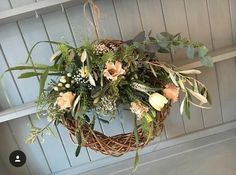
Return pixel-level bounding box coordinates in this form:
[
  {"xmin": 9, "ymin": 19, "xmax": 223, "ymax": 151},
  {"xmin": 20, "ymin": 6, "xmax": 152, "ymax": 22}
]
[
  {"xmin": 89, "ymin": 74, "xmax": 96, "ymax": 86},
  {"xmin": 187, "ymin": 88, "xmax": 208, "ymax": 104},
  {"xmin": 180, "ymin": 97, "xmax": 185, "ymax": 115},
  {"xmin": 168, "ymin": 70, "xmax": 179, "ymax": 87},
  {"xmin": 179, "ymin": 69, "xmax": 201, "ymax": 75}
]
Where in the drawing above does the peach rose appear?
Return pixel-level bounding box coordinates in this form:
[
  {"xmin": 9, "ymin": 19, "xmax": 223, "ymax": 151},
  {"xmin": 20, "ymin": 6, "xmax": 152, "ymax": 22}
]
[
  {"xmin": 56, "ymin": 92, "xmax": 75, "ymax": 110},
  {"xmin": 103, "ymin": 61, "xmax": 125, "ymax": 81},
  {"xmin": 163, "ymin": 84, "xmax": 180, "ymax": 102}
]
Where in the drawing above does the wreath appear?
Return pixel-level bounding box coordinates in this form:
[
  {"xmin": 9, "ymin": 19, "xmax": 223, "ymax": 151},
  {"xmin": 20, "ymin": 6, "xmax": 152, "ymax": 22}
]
[{"xmin": 2, "ymin": 31, "xmax": 212, "ymax": 167}]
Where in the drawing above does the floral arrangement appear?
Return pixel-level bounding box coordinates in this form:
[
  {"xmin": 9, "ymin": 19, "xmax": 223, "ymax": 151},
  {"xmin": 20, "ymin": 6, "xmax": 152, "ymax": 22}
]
[{"xmin": 2, "ymin": 31, "xmax": 212, "ymax": 168}]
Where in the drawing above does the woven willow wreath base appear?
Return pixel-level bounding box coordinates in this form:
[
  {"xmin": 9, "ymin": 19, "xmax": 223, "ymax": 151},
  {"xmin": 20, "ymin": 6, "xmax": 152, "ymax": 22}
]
[{"xmin": 63, "ymin": 103, "xmax": 170, "ymax": 157}]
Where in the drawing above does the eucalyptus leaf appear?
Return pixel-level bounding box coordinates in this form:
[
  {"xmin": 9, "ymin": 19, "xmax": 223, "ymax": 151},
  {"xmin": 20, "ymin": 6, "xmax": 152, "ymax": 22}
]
[
  {"xmin": 133, "ymin": 31, "xmax": 146, "ymax": 42},
  {"xmin": 186, "ymin": 45, "xmax": 195, "ymax": 59},
  {"xmin": 198, "ymin": 46, "xmax": 208, "ymax": 57},
  {"xmin": 200, "ymin": 55, "xmax": 213, "ymax": 67}
]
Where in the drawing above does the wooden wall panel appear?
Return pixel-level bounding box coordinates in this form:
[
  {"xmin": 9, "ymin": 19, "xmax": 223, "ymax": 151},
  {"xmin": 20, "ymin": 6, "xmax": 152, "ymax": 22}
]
[
  {"xmin": 113, "ymin": 0, "xmax": 143, "ymax": 40},
  {"xmin": 160, "ymin": 0, "xmax": 190, "ymax": 136},
  {"xmin": 57, "ymin": 125, "xmax": 91, "ymax": 166},
  {"xmin": 30, "ymin": 114, "xmax": 71, "ymax": 172},
  {"xmin": 38, "ymin": 10, "xmax": 95, "ymax": 165},
  {"xmin": 137, "ymin": 0, "xmax": 165, "ymax": 34},
  {"xmin": 9, "ymin": 117, "xmax": 52, "ymax": 175},
  {"xmin": 94, "ymin": 0, "xmax": 121, "ymax": 39},
  {"xmin": 0, "ymin": 23, "xmax": 39, "ymax": 103},
  {"xmin": 66, "ymin": 4, "xmax": 97, "ymax": 46},
  {"xmin": 0, "ymin": 0, "xmax": 236, "ymax": 174},
  {"xmin": 230, "ymin": 0, "xmax": 236, "ymax": 42},
  {"xmin": 184, "ymin": 0, "xmax": 223, "ymax": 128},
  {"xmin": 0, "ymin": 47, "xmax": 22, "ymax": 110},
  {"xmin": 42, "ymin": 11, "xmax": 75, "ymax": 48},
  {"xmin": 0, "ymin": 156, "xmax": 8, "ymax": 175},
  {"xmin": 207, "ymin": 0, "xmax": 236, "ymax": 122},
  {"xmin": 0, "ymin": 123, "xmax": 30, "ymax": 175},
  {"xmin": 0, "ymin": 0, "xmax": 11, "ymax": 12},
  {"xmin": 162, "ymin": 0, "xmax": 205, "ymax": 133},
  {"xmin": 161, "ymin": 0, "xmax": 189, "ymax": 38},
  {"xmin": 9, "ymin": 0, "xmax": 35, "ymax": 8}
]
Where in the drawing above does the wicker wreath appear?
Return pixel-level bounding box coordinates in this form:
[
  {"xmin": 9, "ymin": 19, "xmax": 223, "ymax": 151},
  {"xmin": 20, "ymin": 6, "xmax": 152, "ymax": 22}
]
[
  {"xmin": 63, "ymin": 103, "xmax": 170, "ymax": 157},
  {"xmin": 4, "ymin": 31, "xmax": 212, "ymax": 159}
]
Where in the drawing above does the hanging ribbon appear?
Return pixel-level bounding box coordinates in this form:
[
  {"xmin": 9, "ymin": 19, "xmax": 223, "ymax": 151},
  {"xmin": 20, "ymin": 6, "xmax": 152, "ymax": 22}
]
[{"xmin": 83, "ymin": 0, "xmax": 101, "ymax": 39}]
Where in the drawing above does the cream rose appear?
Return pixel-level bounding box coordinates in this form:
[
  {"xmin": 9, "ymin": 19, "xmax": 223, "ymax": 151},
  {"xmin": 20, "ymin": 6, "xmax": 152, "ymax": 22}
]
[
  {"xmin": 56, "ymin": 92, "xmax": 75, "ymax": 110},
  {"xmin": 149, "ymin": 93, "xmax": 168, "ymax": 111}
]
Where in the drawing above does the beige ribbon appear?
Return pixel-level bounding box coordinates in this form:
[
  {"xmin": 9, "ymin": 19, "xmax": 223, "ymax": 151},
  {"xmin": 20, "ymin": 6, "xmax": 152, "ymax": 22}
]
[{"xmin": 83, "ymin": 0, "xmax": 101, "ymax": 39}]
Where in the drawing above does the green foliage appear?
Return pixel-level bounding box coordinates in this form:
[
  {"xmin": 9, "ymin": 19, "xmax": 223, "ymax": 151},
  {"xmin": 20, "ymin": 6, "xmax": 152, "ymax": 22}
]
[{"xmin": 1, "ymin": 31, "xmax": 212, "ymax": 172}]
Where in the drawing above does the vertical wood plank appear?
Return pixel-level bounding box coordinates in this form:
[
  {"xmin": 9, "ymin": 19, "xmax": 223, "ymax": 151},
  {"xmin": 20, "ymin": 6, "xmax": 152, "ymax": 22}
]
[
  {"xmin": 161, "ymin": 0, "xmax": 189, "ymax": 37},
  {"xmin": 185, "ymin": 0, "xmax": 212, "ymax": 49},
  {"xmin": 138, "ymin": 0, "xmax": 172, "ymax": 64},
  {"xmin": 93, "ymin": 0, "xmax": 121, "ymax": 39},
  {"xmin": 182, "ymin": 99, "xmax": 204, "ymax": 132},
  {"xmin": 0, "ymin": 0, "xmax": 11, "ymax": 11},
  {"xmin": 0, "ymin": 123, "xmax": 30, "ymax": 175},
  {"xmin": 57, "ymin": 125, "xmax": 91, "ymax": 166},
  {"xmin": 0, "ymin": 157, "xmax": 8, "ymax": 175},
  {"xmin": 207, "ymin": 0, "xmax": 233, "ymax": 49},
  {"xmin": 230, "ymin": 0, "xmax": 236, "ymax": 42},
  {"xmin": 9, "ymin": 117, "xmax": 52, "ymax": 175},
  {"xmin": 42, "ymin": 11, "xmax": 75, "ymax": 48},
  {"xmin": 30, "ymin": 114, "xmax": 71, "ymax": 172},
  {"xmin": 9, "ymin": 0, "xmax": 35, "ymax": 8},
  {"xmin": 113, "ymin": 0, "xmax": 143, "ymax": 40},
  {"xmin": 65, "ymin": 4, "xmax": 97, "ymax": 46},
  {"xmin": 22, "ymin": 12, "xmax": 92, "ymax": 167},
  {"xmin": 163, "ymin": 0, "xmax": 205, "ymax": 133},
  {"xmin": 0, "ymin": 20, "xmax": 51, "ymax": 175},
  {"xmin": 0, "ymin": 47, "xmax": 22, "ymax": 109},
  {"xmin": 197, "ymin": 67, "xmax": 223, "ymax": 127},
  {"xmin": 18, "ymin": 17, "xmax": 53, "ymax": 65},
  {"xmin": 165, "ymin": 102, "xmax": 185, "ymax": 138},
  {"xmin": 185, "ymin": 0, "xmax": 223, "ymax": 127},
  {"xmin": 137, "ymin": 0, "xmax": 165, "ymax": 34},
  {"xmin": 137, "ymin": 0, "xmax": 168, "ymax": 140},
  {"xmin": 207, "ymin": 0, "xmax": 236, "ymax": 122},
  {"xmin": 0, "ymin": 23, "xmax": 39, "ymax": 103},
  {"xmin": 215, "ymin": 58, "xmax": 236, "ymax": 122}
]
